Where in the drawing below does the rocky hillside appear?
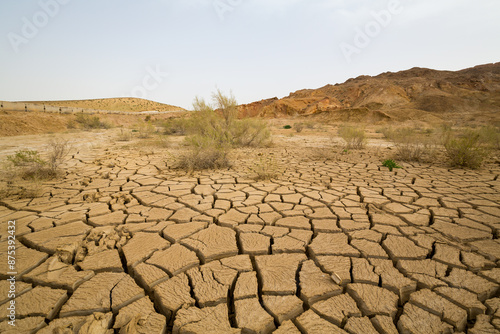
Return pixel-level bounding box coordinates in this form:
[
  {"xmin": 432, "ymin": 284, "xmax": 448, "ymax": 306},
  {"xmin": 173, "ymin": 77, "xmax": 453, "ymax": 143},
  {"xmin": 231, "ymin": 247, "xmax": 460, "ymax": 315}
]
[
  {"xmin": 23, "ymin": 97, "xmax": 186, "ymax": 112},
  {"xmin": 239, "ymin": 63, "xmax": 500, "ymax": 124}
]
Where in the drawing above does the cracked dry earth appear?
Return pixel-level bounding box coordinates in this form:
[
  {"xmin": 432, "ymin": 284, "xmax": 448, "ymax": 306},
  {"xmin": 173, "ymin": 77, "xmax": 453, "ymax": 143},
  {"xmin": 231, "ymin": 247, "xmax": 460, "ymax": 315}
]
[{"xmin": 1, "ymin": 135, "xmax": 500, "ymax": 334}]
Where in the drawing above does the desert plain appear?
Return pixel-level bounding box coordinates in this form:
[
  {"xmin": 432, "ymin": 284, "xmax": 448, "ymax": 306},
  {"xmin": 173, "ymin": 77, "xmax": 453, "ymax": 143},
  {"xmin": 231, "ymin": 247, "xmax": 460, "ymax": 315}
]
[{"xmin": 0, "ymin": 64, "xmax": 499, "ymax": 334}]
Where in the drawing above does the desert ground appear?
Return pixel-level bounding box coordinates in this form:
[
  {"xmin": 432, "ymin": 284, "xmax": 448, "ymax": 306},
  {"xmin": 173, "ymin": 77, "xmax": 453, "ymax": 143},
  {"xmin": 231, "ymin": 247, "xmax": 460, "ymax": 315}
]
[{"xmin": 0, "ymin": 116, "xmax": 499, "ymax": 334}]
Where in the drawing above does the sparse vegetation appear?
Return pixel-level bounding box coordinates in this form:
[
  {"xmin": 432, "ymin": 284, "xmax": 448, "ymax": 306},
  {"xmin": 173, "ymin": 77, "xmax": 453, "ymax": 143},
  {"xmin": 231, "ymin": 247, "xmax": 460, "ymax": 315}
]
[
  {"xmin": 383, "ymin": 126, "xmax": 439, "ymax": 162},
  {"xmin": 478, "ymin": 125, "xmax": 500, "ymax": 150},
  {"xmin": 75, "ymin": 113, "xmax": 111, "ymax": 129},
  {"xmin": 442, "ymin": 129, "xmax": 488, "ymax": 169},
  {"xmin": 338, "ymin": 125, "xmax": 366, "ymax": 149},
  {"xmin": 1, "ymin": 139, "xmax": 70, "ymax": 198},
  {"xmin": 382, "ymin": 159, "xmax": 402, "ymax": 171},
  {"xmin": 177, "ymin": 90, "xmax": 270, "ymax": 171}
]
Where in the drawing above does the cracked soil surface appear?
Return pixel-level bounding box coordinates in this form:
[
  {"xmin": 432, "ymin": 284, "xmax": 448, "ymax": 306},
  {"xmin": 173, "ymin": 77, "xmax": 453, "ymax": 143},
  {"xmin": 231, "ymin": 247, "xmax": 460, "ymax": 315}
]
[{"xmin": 1, "ymin": 127, "xmax": 499, "ymax": 333}]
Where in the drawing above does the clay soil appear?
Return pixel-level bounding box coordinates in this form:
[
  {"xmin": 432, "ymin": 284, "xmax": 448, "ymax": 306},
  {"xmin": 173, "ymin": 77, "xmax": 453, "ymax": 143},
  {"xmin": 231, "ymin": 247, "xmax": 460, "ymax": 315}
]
[{"xmin": 0, "ymin": 122, "xmax": 499, "ymax": 333}]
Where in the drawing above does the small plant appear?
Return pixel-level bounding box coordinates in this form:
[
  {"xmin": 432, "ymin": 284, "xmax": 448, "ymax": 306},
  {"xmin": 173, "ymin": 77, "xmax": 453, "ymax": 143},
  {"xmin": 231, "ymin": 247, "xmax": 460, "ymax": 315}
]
[
  {"xmin": 382, "ymin": 159, "xmax": 402, "ymax": 171},
  {"xmin": 283, "ymin": 125, "xmax": 292, "ymax": 129},
  {"xmin": 338, "ymin": 125, "xmax": 366, "ymax": 149},
  {"xmin": 7, "ymin": 150, "xmax": 45, "ymax": 167}
]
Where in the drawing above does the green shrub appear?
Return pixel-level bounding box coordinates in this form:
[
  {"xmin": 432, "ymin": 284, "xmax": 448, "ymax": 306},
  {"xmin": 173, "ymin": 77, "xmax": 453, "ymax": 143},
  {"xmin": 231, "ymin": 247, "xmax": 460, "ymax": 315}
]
[
  {"xmin": 230, "ymin": 118, "xmax": 271, "ymax": 147},
  {"xmin": 187, "ymin": 92, "xmax": 270, "ymax": 149},
  {"xmin": 283, "ymin": 125, "xmax": 292, "ymax": 129},
  {"xmin": 177, "ymin": 91, "xmax": 271, "ymax": 171},
  {"xmin": 442, "ymin": 129, "xmax": 488, "ymax": 169},
  {"xmin": 162, "ymin": 118, "xmax": 190, "ymax": 135},
  {"xmin": 338, "ymin": 125, "xmax": 366, "ymax": 149},
  {"xmin": 7, "ymin": 150, "xmax": 45, "ymax": 167}
]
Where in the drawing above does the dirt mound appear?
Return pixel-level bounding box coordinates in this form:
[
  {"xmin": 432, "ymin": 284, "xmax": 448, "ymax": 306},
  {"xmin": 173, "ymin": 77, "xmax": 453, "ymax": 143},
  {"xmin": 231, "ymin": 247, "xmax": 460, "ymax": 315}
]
[
  {"xmin": 239, "ymin": 62, "xmax": 500, "ymax": 124},
  {"xmin": 21, "ymin": 97, "xmax": 186, "ymax": 112}
]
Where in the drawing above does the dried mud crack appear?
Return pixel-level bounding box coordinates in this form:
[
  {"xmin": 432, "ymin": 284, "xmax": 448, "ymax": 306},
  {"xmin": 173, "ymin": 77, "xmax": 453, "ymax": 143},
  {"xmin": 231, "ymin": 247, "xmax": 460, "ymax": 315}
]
[{"xmin": 0, "ymin": 136, "xmax": 500, "ymax": 334}]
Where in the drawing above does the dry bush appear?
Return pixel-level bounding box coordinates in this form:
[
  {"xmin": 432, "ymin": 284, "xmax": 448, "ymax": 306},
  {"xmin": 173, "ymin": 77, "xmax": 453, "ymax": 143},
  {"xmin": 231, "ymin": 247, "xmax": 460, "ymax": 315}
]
[
  {"xmin": 6, "ymin": 149, "xmax": 56, "ymax": 180},
  {"xmin": 5, "ymin": 139, "xmax": 70, "ymax": 181},
  {"xmin": 380, "ymin": 126, "xmax": 396, "ymax": 140},
  {"xmin": 384, "ymin": 127, "xmax": 439, "ymax": 162},
  {"xmin": 212, "ymin": 89, "xmax": 238, "ymax": 126},
  {"xmin": 442, "ymin": 129, "xmax": 488, "ymax": 169},
  {"xmin": 162, "ymin": 118, "xmax": 190, "ymax": 135},
  {"xmin": 1, "ymin": 140, "xmax": 70, "ymax": 198},
  {"xmin": 151, "ymin": 135, "xmax": 169, "ymax": 148},
  {"xmin": 0, "ymin": 180, "xmax": 43, "ymax": 199},
  {"xmin": 189, "ymin": 94, "xmax": 270, "ymax": 148},
  {"xmin": 178, "ymin": 146, "xmax": 230, "ymax": 171},
  {"xmin": 116, "ymin": 129, "xmax": 132, "ymax": 141},
  {"xmin": 230, "ymin": 119, "xmax": 271, "ymax": 147},
  {"xmin": 75, "ymin": 114, "xmax": 111, "ymax": 129},
  {"xmin": 47, "ymin": 138, "xmax": 70, "ymax": 171},
  {"xmin": 309, "ymin": 148, "xmax": 337, "ymax": 161},
  {"xmin": 176, "ymin": 91, "xmax": 271, "ymax": 171},
  {"xmin": 136, "ymin": 120, "xmax": 156, "ymax": 139},
  {"xmin": 478, "ymin": 126, "xmax": 500, "ymax": 150},
  {"xmin": 338, "ymin": 125, "xmax": 366, "ymax": 149},
  {"xmin": 253, "ymin": 156, "xmax": 278, "ymax": 181}
]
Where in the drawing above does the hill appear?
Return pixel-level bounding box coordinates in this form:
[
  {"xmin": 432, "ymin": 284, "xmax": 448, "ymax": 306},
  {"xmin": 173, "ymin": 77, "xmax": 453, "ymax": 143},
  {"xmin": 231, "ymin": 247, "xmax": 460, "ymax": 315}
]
[
  {"xmin": 22, "ymin": 97, "xmax": 186, "ymax": 112},
  {"xmin": 238, "ymin": 63, "xmax": 500, "ymax": 125}
]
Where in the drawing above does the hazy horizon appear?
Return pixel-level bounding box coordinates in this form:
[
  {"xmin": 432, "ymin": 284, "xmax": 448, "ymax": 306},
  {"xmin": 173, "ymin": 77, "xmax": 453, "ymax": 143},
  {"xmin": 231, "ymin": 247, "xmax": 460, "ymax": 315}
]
[{"xmin": 1, "ymin": 0, "xmax": 499, "ymax": 109}]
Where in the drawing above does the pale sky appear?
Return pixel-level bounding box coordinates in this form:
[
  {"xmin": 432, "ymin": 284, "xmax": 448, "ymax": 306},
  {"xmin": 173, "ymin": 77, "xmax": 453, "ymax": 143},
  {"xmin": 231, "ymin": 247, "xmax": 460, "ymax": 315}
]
[{"xmin": 0, "ymin": 0, "xmax": 499, "ymax": 109}]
